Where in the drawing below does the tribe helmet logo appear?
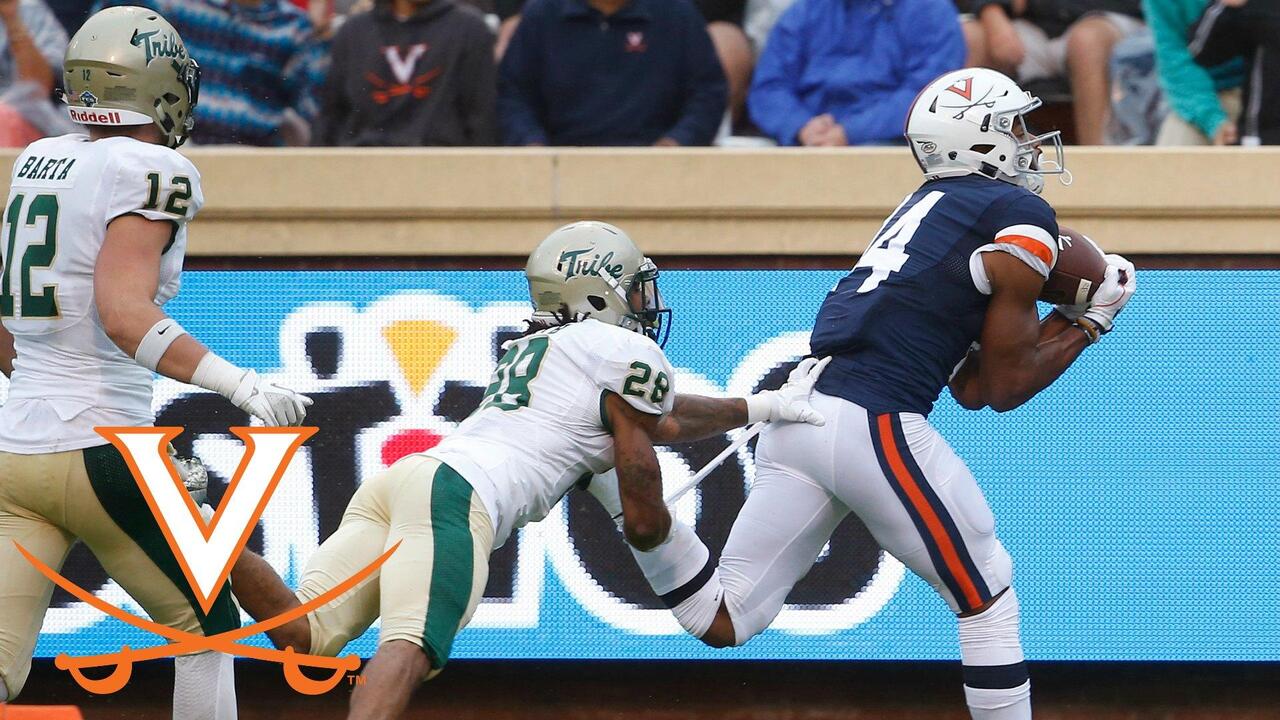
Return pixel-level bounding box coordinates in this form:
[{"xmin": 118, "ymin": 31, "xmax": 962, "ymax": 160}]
[
  {"xmin": 15, "ymin": 426, "xmax": 387, "ymax": 695},
  {"xmin": 129, "ymin": 28, "xmax": 187, "ymax": 66},
  {"xmin": 557, "ymin": 248, "xmax": 624, "ymax": 280}
]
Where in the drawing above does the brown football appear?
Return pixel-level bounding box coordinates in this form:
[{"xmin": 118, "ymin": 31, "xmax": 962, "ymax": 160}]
[{"xmin": 1038, "ymin": 226, "xmax": 1107, "ymax": 305}]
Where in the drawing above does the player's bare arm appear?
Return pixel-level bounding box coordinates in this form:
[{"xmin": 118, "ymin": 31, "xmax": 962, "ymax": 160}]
[
  {"xmin": 228, "ymin": 550, "xmax": 310, "ymax": 654},
  {"xmin": 949, "ymin": 311, "xmax": 1078, "ymax": 410},
  {"xmin": 655, "ymin": 358, "xmax": 831, "ymax": 442},
  {"xmin": 964, "ymin": 252, "xmax": 1090, "ymax": 412},
  {"xmin": 95, "ymin": 215, "xmax": 311, "ymax": 426},
  {"xmin": 653, "ymin": 395, "xmax": 748, "ymax": 443},
  {"xmin": 605, "ymin": 391, "xmax": 672, "ymax": 551},
  {"xmin": 96, "ymin": 214, "xmax": 213, "ymax": 382}
]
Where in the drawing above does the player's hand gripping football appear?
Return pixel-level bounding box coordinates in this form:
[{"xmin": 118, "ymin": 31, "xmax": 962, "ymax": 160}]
[
  {"xmin": 229, "ymin": 370, "xmax": 314, "ymax": 426},
  {"xmin": 746, "ymin": 356, "xmax": 831, "ymax": 427},
  {"xmin": 1055, "ymin": 254, "xmax": 1136, "ymax": 338}
]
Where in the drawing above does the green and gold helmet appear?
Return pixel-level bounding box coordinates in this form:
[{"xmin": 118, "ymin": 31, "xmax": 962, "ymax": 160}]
[
  {"xmin": 525, "ymin": 221, "xmax": 672, "ymax": 346},
  {"xmin": 62, "ymin": 6, "xmax": 201, "ymax": 148}
]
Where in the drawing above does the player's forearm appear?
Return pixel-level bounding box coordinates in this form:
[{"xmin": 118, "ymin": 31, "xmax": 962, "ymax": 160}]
[
  {"xmin": 615, "ymin": 447, "xmax": 672, "ymax": 551},
  {"xmin": 656, "ymin": 394, "xmax": 749, "ymax": 443},
  {"xmin": 2, "ymin": 13, "xmax": 54, "ymax": 90},
  {"xmin": 954, "ymin": 313, "xmax": 1080, "ymax": 410},
  {"xmin": 230, "ymin": 550, "xmax": 310, "ymax": 653},
  {"xmin": 98, "ymin": 299, "xmax": 210, "ymax": 382},
  {"xmin": 984, "ymin": 328, "xmax": 1089, "ymax": 412}
]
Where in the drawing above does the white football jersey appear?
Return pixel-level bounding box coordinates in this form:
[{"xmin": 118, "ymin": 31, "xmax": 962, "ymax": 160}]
[
  {"xmin": 0, "ymin": 134, "xmax": 203, "ymax": 453},
  {"xmin": 426, "ymin": 319, "xmax": 676, "ymax": 547}
]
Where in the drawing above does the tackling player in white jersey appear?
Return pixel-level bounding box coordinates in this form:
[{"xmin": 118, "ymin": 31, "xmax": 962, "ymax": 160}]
[
  {"xmin": 0, "ymin": 8, "xmax": 309, "ymax": 718},
  {"xmin": 229, "ymin": 221, "xmax": 826, "ymax": 720}
]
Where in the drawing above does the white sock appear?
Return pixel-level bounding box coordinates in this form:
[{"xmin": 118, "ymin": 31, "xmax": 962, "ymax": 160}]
[
  {"xmin": 0, "ymin": 676, "xmax": 8, "ymax": 702},
  {"xmin": 958, "ymin": 588, "xmax": 1030, "ymax": 720},
  {"xmin": 964, "ymin": 682, "xmax": 1031, "ymax": 720},
  {"xmin": 588, "ymin": 473, "xmax": 726, "ymax": 639},
  {"xmin": 173, "ymin": 651, "xmax": 237, "ymax": 720},
  {"xmin": 630, "ymin": 520, "xmax": 723, "ymax": 638}
]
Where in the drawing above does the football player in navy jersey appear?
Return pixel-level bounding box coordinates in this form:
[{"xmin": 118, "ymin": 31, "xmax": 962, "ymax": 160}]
[{"xmin": 589, "ymin": 68, "xmax": 1137, "ymax": 720}]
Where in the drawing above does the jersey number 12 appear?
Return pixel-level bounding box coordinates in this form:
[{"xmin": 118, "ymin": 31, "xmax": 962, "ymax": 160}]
[{"xmin": 1, "ymin": 193, "xmax": 60, "ymax": 318}]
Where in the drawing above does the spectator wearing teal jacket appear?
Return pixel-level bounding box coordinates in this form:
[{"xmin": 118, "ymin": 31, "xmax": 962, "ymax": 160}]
[{"xmin": 1145, "ymin": 0, "xmax": 1243, "ymax": 144}]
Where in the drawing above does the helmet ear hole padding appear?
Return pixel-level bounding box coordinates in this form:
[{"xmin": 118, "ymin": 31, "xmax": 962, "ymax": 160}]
[{"xmin": 588, "ymin": 296, "xmax": 607, "ymax": 311}]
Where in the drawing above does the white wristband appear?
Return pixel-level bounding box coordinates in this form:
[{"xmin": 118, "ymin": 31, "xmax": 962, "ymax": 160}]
[
  {"xmin": 190, "ymin": 352, "xmax": 248, "ymax": 400},
  {"xmin": 744, "ymin": 393, "xmax": 774, "ymax": 424},
  {"xmin": 135, "ymin": 318, "xmax": 188, "ymax": 372}
]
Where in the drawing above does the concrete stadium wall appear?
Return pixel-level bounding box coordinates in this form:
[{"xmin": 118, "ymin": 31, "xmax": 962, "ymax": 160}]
[{"xmin": 2, "ymin": 147, "xmax": 1277, "ymax": 257}]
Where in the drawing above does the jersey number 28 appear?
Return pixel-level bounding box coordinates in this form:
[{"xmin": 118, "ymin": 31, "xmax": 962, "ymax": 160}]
[{"xmin": 480, "ymin": 336, "xmax": 549, "ymax": 411}]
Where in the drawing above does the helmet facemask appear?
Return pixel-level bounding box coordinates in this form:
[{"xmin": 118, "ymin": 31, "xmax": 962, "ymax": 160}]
[
  {"xmin": 171, "ymin": 56, "xmax": 201, "ymax": 147},
  {"xmin": 593, "ymin": 257, "xmax": 672, "ymax": 347},
  {"xmin": 996, "ymin": 98, "xmax": 1070, "ymax": 195},
  {"xmin": 627, "ymin": 259, "xmax": 672, "ymax": 347}
]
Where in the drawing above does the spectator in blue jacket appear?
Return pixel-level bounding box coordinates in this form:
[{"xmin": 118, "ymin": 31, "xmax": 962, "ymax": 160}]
[
  {"xmin": 748, "ymin": 0, "xmax": 964, "ymax": 146},
  {"xmin": 498, "ymin": 0, "xmax": 727, "ymax": 146}
]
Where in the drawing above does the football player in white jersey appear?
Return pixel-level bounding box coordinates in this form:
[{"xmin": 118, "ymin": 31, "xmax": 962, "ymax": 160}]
[
  {"xmin": 227, "ymin": 221, "xmax": 826, "ymax": 720},
  {"xmin": 0, "ymin": 7, "xmax": 309, "ymax": 718}
]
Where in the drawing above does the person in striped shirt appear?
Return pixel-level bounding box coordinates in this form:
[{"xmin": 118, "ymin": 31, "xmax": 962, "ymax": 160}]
[{"xmin": 90, "ymin": 0, "xmax": 330, "ymax": 146}]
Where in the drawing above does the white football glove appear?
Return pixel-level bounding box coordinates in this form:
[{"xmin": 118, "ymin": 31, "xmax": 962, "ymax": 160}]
[
  {"xmin": 229, "ymin": 370, "xmax": 313, "ymax": 426},
  {"xmin": 1055, "ymin": 254, "xmax": 1136, "ymax": 337},
  {"xmin": 745, "ymin": 356, "xmax": 831, "ymax": 427}
]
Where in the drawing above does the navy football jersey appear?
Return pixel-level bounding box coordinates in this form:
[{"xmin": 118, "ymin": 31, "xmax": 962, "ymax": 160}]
[{"xmin": 811, "ymin": 175, "xmax": 1059, "ymax": 415}]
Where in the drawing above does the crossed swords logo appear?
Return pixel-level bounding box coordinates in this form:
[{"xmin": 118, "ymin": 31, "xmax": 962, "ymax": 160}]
[{"xmin": 16, "ymin": 427, "xmax": 389, "ymax": 695}]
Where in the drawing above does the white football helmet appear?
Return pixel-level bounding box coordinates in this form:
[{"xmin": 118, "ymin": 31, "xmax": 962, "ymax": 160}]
[{"xmin": 905, "ymin": 68, "xmax": 1068, "ymax": 194}]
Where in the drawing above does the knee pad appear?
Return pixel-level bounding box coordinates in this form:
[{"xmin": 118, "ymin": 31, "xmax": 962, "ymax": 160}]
[
  {"xmin": 295, "ymin": 588, "xmax": 358, "ymax": 658},
  {"xmin": 958, "ymin": 587, "xmax": 1028, "ymax": 692},
  {"xmin": 720, "ymin": 572, "xmax": 778, "ymax": 647}
]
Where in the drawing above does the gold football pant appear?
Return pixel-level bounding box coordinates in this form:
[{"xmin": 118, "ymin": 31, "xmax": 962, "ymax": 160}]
[
  {"xmin": 0, "ymin": 446, "xmax": 239, "ymax": 698},
  {"xmin": 297, "ymin": 455, "xmax": 493, "ymax": 679}
]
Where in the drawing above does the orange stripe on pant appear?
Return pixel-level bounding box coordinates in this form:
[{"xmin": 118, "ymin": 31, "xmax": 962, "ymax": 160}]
[{"xmin": 877, "ymin": 414, "xmax": 984, "ymax": 611}]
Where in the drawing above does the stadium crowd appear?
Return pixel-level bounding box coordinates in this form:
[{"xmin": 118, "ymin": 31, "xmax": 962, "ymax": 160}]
[{"xmin": 0, "ymin": 0, "xmax": 1273, "ymax": 147}]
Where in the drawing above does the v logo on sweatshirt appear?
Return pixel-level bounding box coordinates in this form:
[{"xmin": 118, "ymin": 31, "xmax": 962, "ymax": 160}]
[{"xmin": 384, "ymin": 44, "xmax": 429, "ymax": 85}]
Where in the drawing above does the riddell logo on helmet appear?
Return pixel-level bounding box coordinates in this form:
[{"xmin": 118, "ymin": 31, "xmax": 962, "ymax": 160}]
[{"xmin": 68, "ymin": 107, "xmax": 124, "ymax": 124}]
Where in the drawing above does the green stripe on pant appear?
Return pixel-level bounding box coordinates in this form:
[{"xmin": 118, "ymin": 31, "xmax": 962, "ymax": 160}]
[
  {"xmin": 82, "ymin": 443, "xmax": 241, "ymax": 637},
  {"xmin": 421, "ymin": 462, "xmax": 476, "ymax": 669}
]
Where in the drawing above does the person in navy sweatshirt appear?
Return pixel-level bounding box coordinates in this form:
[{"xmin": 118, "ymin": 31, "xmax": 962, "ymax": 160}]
[
  {"xmin": 749, "ymin": 0, "xmax": 965, "ymax": 147},
  {"xmin": 497, "ymin": 0, "xmax": 727, "ymax": 146}
]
